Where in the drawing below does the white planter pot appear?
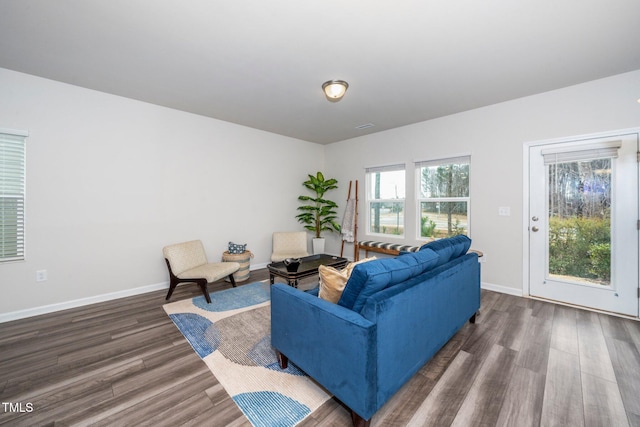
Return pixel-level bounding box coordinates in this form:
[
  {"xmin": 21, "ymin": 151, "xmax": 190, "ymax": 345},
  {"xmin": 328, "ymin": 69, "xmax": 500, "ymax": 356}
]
[{"xmin": 312, "ymin": 238, "xmax": 325, "ymax": 254}]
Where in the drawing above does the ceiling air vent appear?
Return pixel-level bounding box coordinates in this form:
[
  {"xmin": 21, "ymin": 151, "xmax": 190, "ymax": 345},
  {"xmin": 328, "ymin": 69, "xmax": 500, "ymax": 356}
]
[{"xmin": 355, "ymin": 123, "xmax": 375, "ymax": 130}]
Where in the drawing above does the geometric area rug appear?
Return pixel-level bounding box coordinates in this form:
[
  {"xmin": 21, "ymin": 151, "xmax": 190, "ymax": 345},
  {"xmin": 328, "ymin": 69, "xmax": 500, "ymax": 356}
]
[{"xmin": 163, "ymin": 281, "xmax": 332, "ymax": 427}]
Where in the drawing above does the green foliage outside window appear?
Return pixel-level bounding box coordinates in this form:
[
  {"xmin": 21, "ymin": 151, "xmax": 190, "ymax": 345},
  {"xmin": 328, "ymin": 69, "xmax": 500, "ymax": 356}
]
[
  {"xmin": 420, "ymin": 216, "xmax": 437, "ymax": 237},
  {"xmin": 588, "ymin": 243, "xmax": 611, "ymax": 280},
  {"xmin": 548, "ymin": 216, "xmax": 610, "ymax": 284}
]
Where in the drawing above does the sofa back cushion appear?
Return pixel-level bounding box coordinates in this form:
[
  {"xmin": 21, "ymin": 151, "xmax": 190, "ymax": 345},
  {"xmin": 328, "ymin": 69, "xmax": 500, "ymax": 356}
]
[
  {"xmin": 338, "ymin": 248, "xmax": 439, "ymax": 312},
  {"xmin": 419, "ymin": 235, "xmax": 471, "ymax": 267}
]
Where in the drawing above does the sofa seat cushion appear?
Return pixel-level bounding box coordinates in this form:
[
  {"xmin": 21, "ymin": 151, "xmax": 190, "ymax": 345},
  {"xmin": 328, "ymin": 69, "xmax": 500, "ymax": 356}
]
[
  {"xmin": 419, "ymin": 235, "xmax": 471, "ymax": 267},
  {"xmin": 338, "ymin": 248, "xmax": 439, "ymax": 312}
]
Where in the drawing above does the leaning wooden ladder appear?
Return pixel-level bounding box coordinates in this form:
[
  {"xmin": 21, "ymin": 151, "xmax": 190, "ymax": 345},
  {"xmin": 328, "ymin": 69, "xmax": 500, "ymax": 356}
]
[{"xmin": 340, "ymin": 180, "xmax": 358, "ymax": 260}]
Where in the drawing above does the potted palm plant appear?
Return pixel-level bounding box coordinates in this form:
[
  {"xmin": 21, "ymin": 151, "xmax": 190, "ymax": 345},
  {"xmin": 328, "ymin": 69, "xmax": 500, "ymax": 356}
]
[{"xmin": 296, "ymin": 171, "xmax": 341, "ymax": 254}]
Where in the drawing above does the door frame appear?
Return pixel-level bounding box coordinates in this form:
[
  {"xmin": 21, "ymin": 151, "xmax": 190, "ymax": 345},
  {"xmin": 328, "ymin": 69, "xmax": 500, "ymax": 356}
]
[{"xmin": 522, "ymin": 128, "xmax": 640, "ymax": 316}]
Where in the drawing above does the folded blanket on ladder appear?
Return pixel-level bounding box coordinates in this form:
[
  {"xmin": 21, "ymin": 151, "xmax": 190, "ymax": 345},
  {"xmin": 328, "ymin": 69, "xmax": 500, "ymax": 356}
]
[{"xmin": 341, "ymin": 198, "xmax": 356, "ymax": 243}]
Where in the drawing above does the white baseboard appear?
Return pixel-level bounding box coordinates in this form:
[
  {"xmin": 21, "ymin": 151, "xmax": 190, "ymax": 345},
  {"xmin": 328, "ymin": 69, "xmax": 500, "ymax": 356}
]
[
  {"xmin": 251, "ymin": 262, "xmax": 269, "ymax": 270},
  {"xmin": 481, "ymin": 281, "xmax": 523, "ymax": 296},
  {"xmin": 2, "ymin": 263, "xmax": 272, "ymax": 323},
  {"xmin": 1, "ymin": 272, "xmax": 523, "ymax": 324},
  {"xmin": 0, "ymin": 281, "xmax": 170, "ymax": 324}
]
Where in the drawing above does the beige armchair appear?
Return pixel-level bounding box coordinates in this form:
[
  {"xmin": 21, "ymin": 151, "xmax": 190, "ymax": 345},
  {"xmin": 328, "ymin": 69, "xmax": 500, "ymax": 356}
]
[
  {"xmin": 271, "ymin": 231, "xmax": 309, "ymax": 262},
  {"xmin": 163, "ymin": 240, "xmax": 240, "ymax": 303}
]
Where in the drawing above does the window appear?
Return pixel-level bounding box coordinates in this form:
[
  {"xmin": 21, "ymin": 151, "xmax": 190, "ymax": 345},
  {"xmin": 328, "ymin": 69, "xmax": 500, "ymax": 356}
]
[
  {"xmin": 416, "ymin": 156, "xmax": 470, "ymax": 239},
  {"xmin": 366, "ymin": 164, "xmax": 405, "ymax": 236},
  {"xmin": 0, "ymin": 129, "xmax": 27, "ymax": 262}
]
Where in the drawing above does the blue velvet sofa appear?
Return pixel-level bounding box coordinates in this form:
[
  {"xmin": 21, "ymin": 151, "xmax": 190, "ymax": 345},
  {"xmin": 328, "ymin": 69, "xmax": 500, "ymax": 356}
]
[{"xmin": 270, "ymin": 235, "xmax": 481, "ymax": 426}]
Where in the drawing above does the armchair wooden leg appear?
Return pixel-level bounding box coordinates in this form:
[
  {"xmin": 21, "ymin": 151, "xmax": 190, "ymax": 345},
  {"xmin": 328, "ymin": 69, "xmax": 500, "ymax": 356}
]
[
  {"xmin": 351, "ymin": 411, "xmax": 371, "ymax": 427},
  {"xmin": 228, "ymin": 273, "xmax": 237, "ymax": 288},
  {"xmin": 165, "ymin": 259, "xmax": 179, "ymax": 301},
  {"xmin": 197, "ymin": 279, "xmax": 212, "ymax": 304},
  {"xmin": 165, "ymin": 280, "xmax": 178, "ymax": 301},
  {"xmin": 470, "ymin": 312, "xmax": 478, "ymax": 324}
]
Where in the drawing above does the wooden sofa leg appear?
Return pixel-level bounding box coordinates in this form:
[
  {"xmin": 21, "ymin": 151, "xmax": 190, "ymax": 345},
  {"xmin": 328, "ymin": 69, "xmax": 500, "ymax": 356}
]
[
  {"xmin": 470, "ymin": 312, "xmax": 477, "ymax": 324},
  {"xmin": 276, "ymin": 350, "xmax": 288, "ymax": 369},
  {"xmin": 351, "ymin": 411, "xmax": 371, "ymax": 427}
]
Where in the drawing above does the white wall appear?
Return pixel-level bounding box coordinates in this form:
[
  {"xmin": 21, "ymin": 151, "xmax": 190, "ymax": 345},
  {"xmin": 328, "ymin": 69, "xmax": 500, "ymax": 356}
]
[
  {"xmin": 2, "ymin": 68, "xmax": 639, "ymax": 318},
  {"xmin": 0, "ymin": 68, "xmax": 324, "ymax": 317},
  {"xmin": 324, "ymin": 70, "xmax": 640, "ymax": 294}
]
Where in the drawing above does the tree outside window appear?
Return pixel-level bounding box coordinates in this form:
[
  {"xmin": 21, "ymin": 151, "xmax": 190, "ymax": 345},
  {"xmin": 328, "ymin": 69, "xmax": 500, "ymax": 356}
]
[{"xmin": 417, "ymin": 156, "xmax": 470, "ymax": 238}]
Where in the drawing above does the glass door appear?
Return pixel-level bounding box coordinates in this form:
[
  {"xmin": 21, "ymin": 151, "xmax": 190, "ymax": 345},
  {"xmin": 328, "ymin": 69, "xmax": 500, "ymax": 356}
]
[{"xmin": 528, "ymin": 133, "xmax": 639, "ymax": 316}]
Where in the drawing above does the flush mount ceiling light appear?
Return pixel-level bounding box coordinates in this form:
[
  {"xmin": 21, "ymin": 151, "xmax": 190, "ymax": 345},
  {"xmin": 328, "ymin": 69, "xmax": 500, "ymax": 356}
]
[{"xmin": 322, "ymin": 80, "xmax": 349, "ymax": 102}]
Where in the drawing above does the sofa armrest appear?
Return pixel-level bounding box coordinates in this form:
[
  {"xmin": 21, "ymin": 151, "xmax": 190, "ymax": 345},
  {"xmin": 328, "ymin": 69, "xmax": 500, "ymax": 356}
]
[{"xmin": 271, "ymin": 283, "xmax": 377, "ymax": 419}]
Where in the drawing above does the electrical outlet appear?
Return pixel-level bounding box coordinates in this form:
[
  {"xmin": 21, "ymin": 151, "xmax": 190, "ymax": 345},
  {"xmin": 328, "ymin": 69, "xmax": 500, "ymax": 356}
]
[
  {"xmin": 36, "ymin": 270, "xmax": 47, "ymax": 282},
  {"xmin": 498, "ymin": 207, "xmax": 511, "ymax": 216}
]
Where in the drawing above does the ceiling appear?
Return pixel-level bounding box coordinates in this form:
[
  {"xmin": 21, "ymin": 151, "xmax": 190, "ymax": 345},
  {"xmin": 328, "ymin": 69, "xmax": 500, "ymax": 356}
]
[{"xmin": 1, "ymin": 1, "xmax": 639, "ymax": 144}]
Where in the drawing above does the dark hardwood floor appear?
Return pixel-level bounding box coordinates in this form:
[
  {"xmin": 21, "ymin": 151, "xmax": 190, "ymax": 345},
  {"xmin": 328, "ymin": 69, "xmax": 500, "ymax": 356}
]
[{"xmin": 1, "ymin": 269, "xmax": 639, "ymax": 426}]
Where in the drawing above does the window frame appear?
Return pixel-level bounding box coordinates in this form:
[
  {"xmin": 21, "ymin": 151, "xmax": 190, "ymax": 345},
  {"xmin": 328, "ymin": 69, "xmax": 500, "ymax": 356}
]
[
  {"xmin": 365, "ymin": 163, "xmax": 406, "ymax": 238},
  {"xmin": 415, "ymin": 155, "xmax": 470, "ymax": 240},
  {"xmin": 0, "ymin": 128, "xmax": 27, "ymax": 263}
]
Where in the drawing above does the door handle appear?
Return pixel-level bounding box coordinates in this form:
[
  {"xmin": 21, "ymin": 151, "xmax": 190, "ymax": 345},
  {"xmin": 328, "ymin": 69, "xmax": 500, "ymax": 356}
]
[{"xmin": 531, "ymin": 226, "xmax": 539, "ymax": 232}]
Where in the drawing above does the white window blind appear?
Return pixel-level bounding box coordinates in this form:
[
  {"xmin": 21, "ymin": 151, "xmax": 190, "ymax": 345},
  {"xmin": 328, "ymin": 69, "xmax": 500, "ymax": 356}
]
[
  {"xmin": 365, "ymin": 163, "xmax": 405, "ymax": 174},
  {"xmin": 541, "ymin": 140, "xmax": 621, "ymax": 165},
  {"xmin": 0, "ymin": 130, "xmax": 27, "ymax": 262},
  {"xmin": 415, "ymin": 155, "xmax": 471, "ymax": 169}
]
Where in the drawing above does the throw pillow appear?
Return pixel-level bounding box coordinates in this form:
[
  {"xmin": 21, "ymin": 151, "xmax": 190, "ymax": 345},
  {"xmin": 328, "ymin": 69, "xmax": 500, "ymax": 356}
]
[
  {"xmin": 228, "ymin": 242, "xmax": 247, "ymax": 254},
  {"xmin": 318, "ymin": 265, "xmax": 348, "ymax": 303},
  {"xmin": 318, "ymin": 257, "xmax": 377, "ymax": 304}
]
